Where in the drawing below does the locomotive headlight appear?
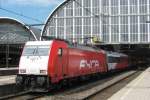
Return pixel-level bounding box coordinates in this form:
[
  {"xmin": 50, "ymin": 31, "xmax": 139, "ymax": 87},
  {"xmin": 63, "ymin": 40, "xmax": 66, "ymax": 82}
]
[
  {"xmin": 20, "ymin": 69, "xmax": 26, "ymax": 73},
  {"xmin": 40, "ymin": 70, "xmax": 47, "ymax": 74}
]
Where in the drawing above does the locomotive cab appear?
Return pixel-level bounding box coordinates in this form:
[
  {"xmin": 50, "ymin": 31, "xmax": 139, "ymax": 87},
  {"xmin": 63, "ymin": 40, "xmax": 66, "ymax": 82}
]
[
  {"xmin": 16, "ymin": 40, "xmax": 68, "ymax": 91},
  {"xmin": 16, "ymin": 41, "xmax": 53, "ymax": 91}
]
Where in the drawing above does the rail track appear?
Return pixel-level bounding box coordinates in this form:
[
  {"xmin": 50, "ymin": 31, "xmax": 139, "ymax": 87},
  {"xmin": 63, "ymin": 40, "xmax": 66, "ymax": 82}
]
[
  {"xmin": 89, "ymin": 70, "xmax": 143, "ymax": 100},
  {"xmin": 0, "ymin": 91, "xmax": 46, "ymax": 100},
  {"xmin": 0, "ymin": 69, "xmax": 141, "ymax": 100},
  {"xmin": 37, "ymin": 70, "xmax": 139, "ymax": 100}
]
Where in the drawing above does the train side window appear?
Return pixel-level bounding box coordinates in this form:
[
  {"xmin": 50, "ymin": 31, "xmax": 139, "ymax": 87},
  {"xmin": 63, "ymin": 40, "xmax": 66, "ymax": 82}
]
[
  {"xmin": 117, "ymin": 57, "xmax": 121, "ymax": 62},
  {"xmin": 108, "ymin": 56, "xmax": 119, "ymax": 63},
  {"xmin": 108, "ymin": 57, "xmax": 113, "ymax": 63},
  {"xmin": 58, "ymin": 48, "xmax": 63, "ymax": 56}
]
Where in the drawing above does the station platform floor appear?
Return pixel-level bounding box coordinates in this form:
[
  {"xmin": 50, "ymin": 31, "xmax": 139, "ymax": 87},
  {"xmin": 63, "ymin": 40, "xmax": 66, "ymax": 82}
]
[
  {"xmin": 108, "ymin": 67, "xmax": 150, "ymax": 100},
  {"xmin": 0, "ymin": 67, "xmax": 18, "ymax": 76},
  {"xmin": 0, "ymin": 75, "xmax": 21, "ymax": 97},
  {"xmin": 0, "ymin": 75, "xmax": 16, "ymax": 86},
  {"xmin": 0, "ymin": 67, "xmax": 18, "ymax": 70}
]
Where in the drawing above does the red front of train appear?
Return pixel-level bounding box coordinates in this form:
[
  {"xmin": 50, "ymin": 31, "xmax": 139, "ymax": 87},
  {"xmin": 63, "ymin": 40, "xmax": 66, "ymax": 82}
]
[{"xmin": 16, "ymin": 39, "xmax": 128, "ymax": 91}]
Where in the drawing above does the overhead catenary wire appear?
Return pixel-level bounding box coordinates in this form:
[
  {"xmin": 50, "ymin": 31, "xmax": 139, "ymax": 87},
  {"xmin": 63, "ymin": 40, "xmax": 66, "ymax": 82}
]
[
  {"xmin": 25, "ymin": 24, "xmax": 45, "ymax": 27},
  {"xmin": 0, "ymin": 7, "xmax": 43, "ymax": 23}
]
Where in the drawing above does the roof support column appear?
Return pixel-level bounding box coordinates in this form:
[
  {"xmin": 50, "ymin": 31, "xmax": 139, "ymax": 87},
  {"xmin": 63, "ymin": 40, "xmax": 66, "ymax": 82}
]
[
  {"xmin": 138, "ymin": 0, "xmax": 140, "ymax": 43},
  {"xmin": 47, "ymin": 27, "xmax": 50, "ymax": 36},
  {"xmin": 91, "ymin": 0, "xmax": 93, "ymax": 43},
  {"xmin": 118, "ymin": 0, "xmax": 121, "ymax": 43},
  {"xmin": 109, "ymin": 0, "xmax": 111, "ymax": 43},
  {"xmin": 64, "ymin": 7, "xmax": 66, "ymax": 39},
  {"xmin": 82, "ymin": 0, "xmax": 84, "ymax": 44},
  {"xmin": 128, "ymin": 0, "xmax": 130, "ymax": 43},
  {"xmin": 73, "ymin": 1, "xmax": 75, "ymax": 42},
  {"xmin": 55, "ymin": 14, "xmax": 58, "ymax": 38},
  {"xmin": 148, "ymin": 0, "xmax": 150, "ymax": 42},
  {"xmin": 99, "ymin": 0, "xmax": 102, "ymax": 41}
]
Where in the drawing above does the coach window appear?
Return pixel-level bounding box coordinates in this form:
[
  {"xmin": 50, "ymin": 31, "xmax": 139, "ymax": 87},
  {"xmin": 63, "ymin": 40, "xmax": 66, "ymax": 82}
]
[
  {"xmin": 114, "ymin": 57, "xmax": 119, "ymax": 62},
  {"xmin": 108, "ymin": 57, "xmax": 113, "ymax": 63},
  {"xmin": 58, "ymin": 48, "xmax": 63, "ymax": 56},
  {"xmin": 117, "ymin": 57, "xmax": 121, "ymax": 62}
]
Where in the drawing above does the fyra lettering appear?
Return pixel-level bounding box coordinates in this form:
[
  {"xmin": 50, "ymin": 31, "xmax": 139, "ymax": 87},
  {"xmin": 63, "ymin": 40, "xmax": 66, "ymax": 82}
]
[{"xmin": 80, "ymin": 60, "xmax": 99, "ymax": 69}]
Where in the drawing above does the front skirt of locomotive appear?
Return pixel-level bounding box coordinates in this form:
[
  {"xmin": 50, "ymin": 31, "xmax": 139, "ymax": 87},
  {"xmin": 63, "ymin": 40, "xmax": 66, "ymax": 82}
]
[{"xmin": 16, "ymin": 75, "xmax": 51, "ymax": 92}]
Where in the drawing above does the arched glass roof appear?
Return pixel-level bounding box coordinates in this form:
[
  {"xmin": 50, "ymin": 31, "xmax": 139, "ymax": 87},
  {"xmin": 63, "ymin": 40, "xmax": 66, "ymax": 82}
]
[
  {"xmin": 0, "ymin": 17, "xmax": 39, "ymax": 44},
  {"xmin": 42, "ymin": 0, "xmax": 150, "ymax": 44}
]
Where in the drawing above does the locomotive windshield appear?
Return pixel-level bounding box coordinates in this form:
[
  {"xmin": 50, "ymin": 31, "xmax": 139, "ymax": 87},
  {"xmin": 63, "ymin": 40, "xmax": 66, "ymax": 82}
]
[{"xmin": 22, "ymin": 45, "xmax": 50, "ymax": 56}]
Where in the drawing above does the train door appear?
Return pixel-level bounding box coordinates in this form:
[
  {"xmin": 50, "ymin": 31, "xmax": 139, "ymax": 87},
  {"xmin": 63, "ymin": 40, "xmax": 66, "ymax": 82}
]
[
  {"xmin": 57, "ymin": 48, "xmax": 68, "ymax": 78},
  {"xmin": 61, "ymin": 48, "xmax": 68, "ymax": 77}
]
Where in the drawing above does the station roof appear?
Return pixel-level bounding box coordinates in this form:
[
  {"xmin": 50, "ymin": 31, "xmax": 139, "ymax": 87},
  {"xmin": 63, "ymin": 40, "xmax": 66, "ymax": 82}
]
[
  {"xmin": 41, "ymin": 0, "xmax": 150, "ymax": 45},
  {"xmin": 41, "ymin": 0, "xmax": 71, "ymax": 38},
  {"xmin": 0, "ymin": 17, "xmax": 41, "ymax": 44}
]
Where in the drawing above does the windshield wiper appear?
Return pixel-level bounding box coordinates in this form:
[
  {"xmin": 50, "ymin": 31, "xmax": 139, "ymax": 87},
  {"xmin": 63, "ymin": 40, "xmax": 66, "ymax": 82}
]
[
  {"xmin": 36, "ymin": 47, "xmax": 41, "ymax": 59},
  {"xmin": 33, "ymin": 48, "xmax": 36, "ymax": 55}
]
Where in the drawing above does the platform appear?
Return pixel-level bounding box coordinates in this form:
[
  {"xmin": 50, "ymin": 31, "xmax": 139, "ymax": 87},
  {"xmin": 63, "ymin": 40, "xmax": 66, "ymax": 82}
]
[
  {"xmin": 0, "ymin": 67, "xmax": 18, "ymax": 76},
  {"xmin": 108, "ymin": 67, "xmax": 150, "ymax": 100},
  {"xmin": 0, "ymin": 75, "xmax": 16, "ymax": 86},
  {"xmin": 0, "ymin": 75, "xmax": 23, "ymax": 97}
]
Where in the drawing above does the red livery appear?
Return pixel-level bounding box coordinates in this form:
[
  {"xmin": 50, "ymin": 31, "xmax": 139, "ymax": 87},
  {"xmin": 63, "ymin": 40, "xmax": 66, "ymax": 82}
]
[{"xmin": 16, "ymin": 39, "xmax": 129, "ymax": 91}]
